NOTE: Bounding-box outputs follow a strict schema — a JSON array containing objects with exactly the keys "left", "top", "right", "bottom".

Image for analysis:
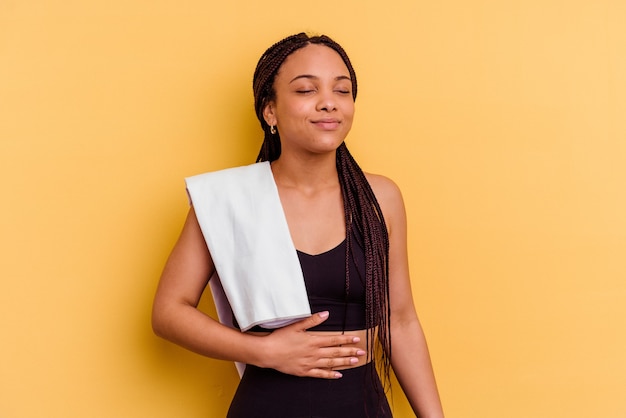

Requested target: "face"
[{"left": 263, "top": 44, "right": 355, "bottom": 157}]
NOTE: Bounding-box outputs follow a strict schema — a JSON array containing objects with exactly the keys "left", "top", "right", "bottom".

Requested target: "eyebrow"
[{"left": 289, "top": 74, "right": 352, "bottom": 84}]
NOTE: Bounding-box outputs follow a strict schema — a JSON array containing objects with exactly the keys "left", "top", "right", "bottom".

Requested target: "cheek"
[
  {"left": 278, "top": 102, "right": 310, "bottom": 123},
  {"left": 343, "top": 103, "right": 355, "bottom": 122}
]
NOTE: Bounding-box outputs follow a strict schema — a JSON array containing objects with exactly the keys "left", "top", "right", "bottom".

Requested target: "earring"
[{"left": 270, "top": 125, "right": 277, "bottom": 135}]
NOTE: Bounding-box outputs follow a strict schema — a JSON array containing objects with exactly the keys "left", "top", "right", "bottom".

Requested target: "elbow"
[
  {"left": 151, "top": 316, "right": 163, "bottom": 339},
  {"left": 151, "top": 301, "right": 169, "bottom": 339},
  {"left": 151, "top": 296, "right": 188, "bottom": 341}
]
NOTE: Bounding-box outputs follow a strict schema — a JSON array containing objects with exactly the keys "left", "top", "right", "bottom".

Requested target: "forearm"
[
  {"left": 152, "top": 302, "right": 365, "bottom": 378},
  {"left": 152, "top": 299, "right": 265, "bottom": 366},
  {"left": 391, "top": 317, "right": 444, "bottom": 418}
]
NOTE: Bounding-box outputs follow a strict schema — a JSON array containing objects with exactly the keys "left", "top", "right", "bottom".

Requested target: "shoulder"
[
  {"left": 364, "top": 172, "right": 407, "bottom": 229},
  {"left": 364, "top": 172, "right": 404, "bottom": 206},
  {"left": 186, "top": 161, "right": 269, "bottom": 184},
  {"left": 186, "top": 162, "right": 272, "bottom": 197}
]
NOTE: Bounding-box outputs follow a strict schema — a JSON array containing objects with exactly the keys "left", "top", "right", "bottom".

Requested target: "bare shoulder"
[
  {"left": 364, "top": 172, "right": 404, "bottom": 207},
  {"left": 364, "top": 172, "right": 406, "bottom": 229}
]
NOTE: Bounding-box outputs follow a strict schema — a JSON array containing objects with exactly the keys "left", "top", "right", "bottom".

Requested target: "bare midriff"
[{"left": 246, "top": 328, "right": 376, "bottom": 370}]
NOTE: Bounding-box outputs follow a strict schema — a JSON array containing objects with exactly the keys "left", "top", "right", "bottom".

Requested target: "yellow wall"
[{"left": 1, "top": 1, "right": 624, "bottom": 417}]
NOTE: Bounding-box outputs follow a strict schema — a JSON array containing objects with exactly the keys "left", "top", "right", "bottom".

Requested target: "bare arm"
[
  {"left": 368, "top": 175, "right": 444, "bottom": 417},
  {"left": 151, "top": 207, "right": 364, "bottom": 378}
]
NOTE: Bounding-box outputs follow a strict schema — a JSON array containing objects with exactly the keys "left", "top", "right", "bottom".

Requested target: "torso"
[
  {"left": 246, "top": 161, "right": 373, "bottom": 369},
  {"left": 297, "top": 233, "right": 366, "bottom": 331}
]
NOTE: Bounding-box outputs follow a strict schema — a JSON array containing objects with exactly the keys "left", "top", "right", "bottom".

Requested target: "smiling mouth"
[{"left": 312, "top": 120, "right": 341, "bottom": 130}]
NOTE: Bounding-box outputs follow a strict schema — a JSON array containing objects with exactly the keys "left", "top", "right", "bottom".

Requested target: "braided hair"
[{"left": 252, "top": 33, "right": 392, "bottom": 397}]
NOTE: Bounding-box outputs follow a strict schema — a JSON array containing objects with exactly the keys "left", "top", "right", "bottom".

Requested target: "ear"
[{"left": 262, "top": 101, "right": 277, "bottom": 127}]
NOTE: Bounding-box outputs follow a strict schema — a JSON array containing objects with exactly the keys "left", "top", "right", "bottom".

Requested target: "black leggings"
[{"left": 227, "top": 362, "right": 392, "bottom": 418}]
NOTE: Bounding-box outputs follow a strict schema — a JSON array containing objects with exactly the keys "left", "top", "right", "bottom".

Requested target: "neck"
[{"left": 270, "top": 151, "right": 338, "bottom": 191}]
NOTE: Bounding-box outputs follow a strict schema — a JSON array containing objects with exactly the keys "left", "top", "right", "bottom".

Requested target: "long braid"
[
  {"left": 336, "top": 143, "right": 391, "bottom": 398},
  {"left": 252, "top": 33, "right": 392, "bottom": 406}
]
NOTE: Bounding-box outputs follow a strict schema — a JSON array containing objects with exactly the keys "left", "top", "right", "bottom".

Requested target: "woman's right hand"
[{"left": 256, "top": 311, "right": 366, "bottom": 379}]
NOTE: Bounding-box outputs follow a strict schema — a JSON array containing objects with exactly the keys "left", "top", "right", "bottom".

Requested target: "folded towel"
[{"left": 185, "top": 162, "right": 311, "bottom": 333}]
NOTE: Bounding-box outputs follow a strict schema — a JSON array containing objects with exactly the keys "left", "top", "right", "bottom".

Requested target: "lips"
[{"left": 311, "top": 119, "right": 341, "bottom": 130}]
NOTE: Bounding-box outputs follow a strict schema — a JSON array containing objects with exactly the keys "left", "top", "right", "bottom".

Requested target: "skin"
[{"left": 152, "top": 43, "right": 444, "bottom": 417}]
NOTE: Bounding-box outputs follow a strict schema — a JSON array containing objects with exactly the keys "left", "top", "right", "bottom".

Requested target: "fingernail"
[
  {"left": 352, "top": 337, "right": 360, "bottom": 343},
  {"left": 334, "top": 372, "right": 343, "bottom": 378},
  {"left": 319, "top": 311, "right": 329, "bottom": 319},
  {"left": 350, "top": 357, "right": 358, "bottom": 364},
  {"left": 356, "top": 350, "right": 366, "bottom": 356}
]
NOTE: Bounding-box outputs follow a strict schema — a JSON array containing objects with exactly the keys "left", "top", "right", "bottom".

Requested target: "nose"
[{"left": 316, "top": 90, "right": 337, "bottom": 112}]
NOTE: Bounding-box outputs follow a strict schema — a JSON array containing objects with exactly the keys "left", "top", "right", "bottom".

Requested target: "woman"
[{"left": 152, "top": 33, "right": 444, "bottom": 417}]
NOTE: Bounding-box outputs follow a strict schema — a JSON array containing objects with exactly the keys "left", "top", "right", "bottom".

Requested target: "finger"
[
  {"left": 323, "top": 346, "right": 364, "bottom": 357},
  {"left": 317, "top": 350, "right": 366, "bottom": 368},
  {"left": 308, "top": 368, "right": 344, "bottom": 380},
  {"left": 291, "top": 311, "right": 329, "bottom": 331},
  {"left": 317, "top": 334, "right": 362, "bottom": 347},
  {"left": 319, "top": 355, "right": 360, "bottom": 369}
]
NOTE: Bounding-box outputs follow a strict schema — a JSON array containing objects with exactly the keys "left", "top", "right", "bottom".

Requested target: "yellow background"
[{"left": 1, "top": 1, "right": 625, "bottom": 417}]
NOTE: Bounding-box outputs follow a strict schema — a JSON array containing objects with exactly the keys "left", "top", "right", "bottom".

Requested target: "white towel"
[{"left": 185, "top": 162, "right": 311, "bottom": 333}]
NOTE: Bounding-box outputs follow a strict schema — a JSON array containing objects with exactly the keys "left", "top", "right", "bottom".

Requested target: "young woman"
[{"left": 152, "top": 33, "right": 444, "bottom": 418}]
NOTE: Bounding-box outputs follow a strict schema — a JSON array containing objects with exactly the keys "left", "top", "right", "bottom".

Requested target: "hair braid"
[
  {"left": 252, "top": 33, "right": 392, "bottom": 406},
  {"left": 336, "top": 143, "right": 391, "bottom": 397}
]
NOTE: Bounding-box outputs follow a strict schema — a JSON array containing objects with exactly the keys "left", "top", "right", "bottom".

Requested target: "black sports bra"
[
  {"left": 297, "top": 236, "right": 367, "bottom": 331},
  {"left": 243, "top": 233, "right": 367, "bottom": 332}
]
